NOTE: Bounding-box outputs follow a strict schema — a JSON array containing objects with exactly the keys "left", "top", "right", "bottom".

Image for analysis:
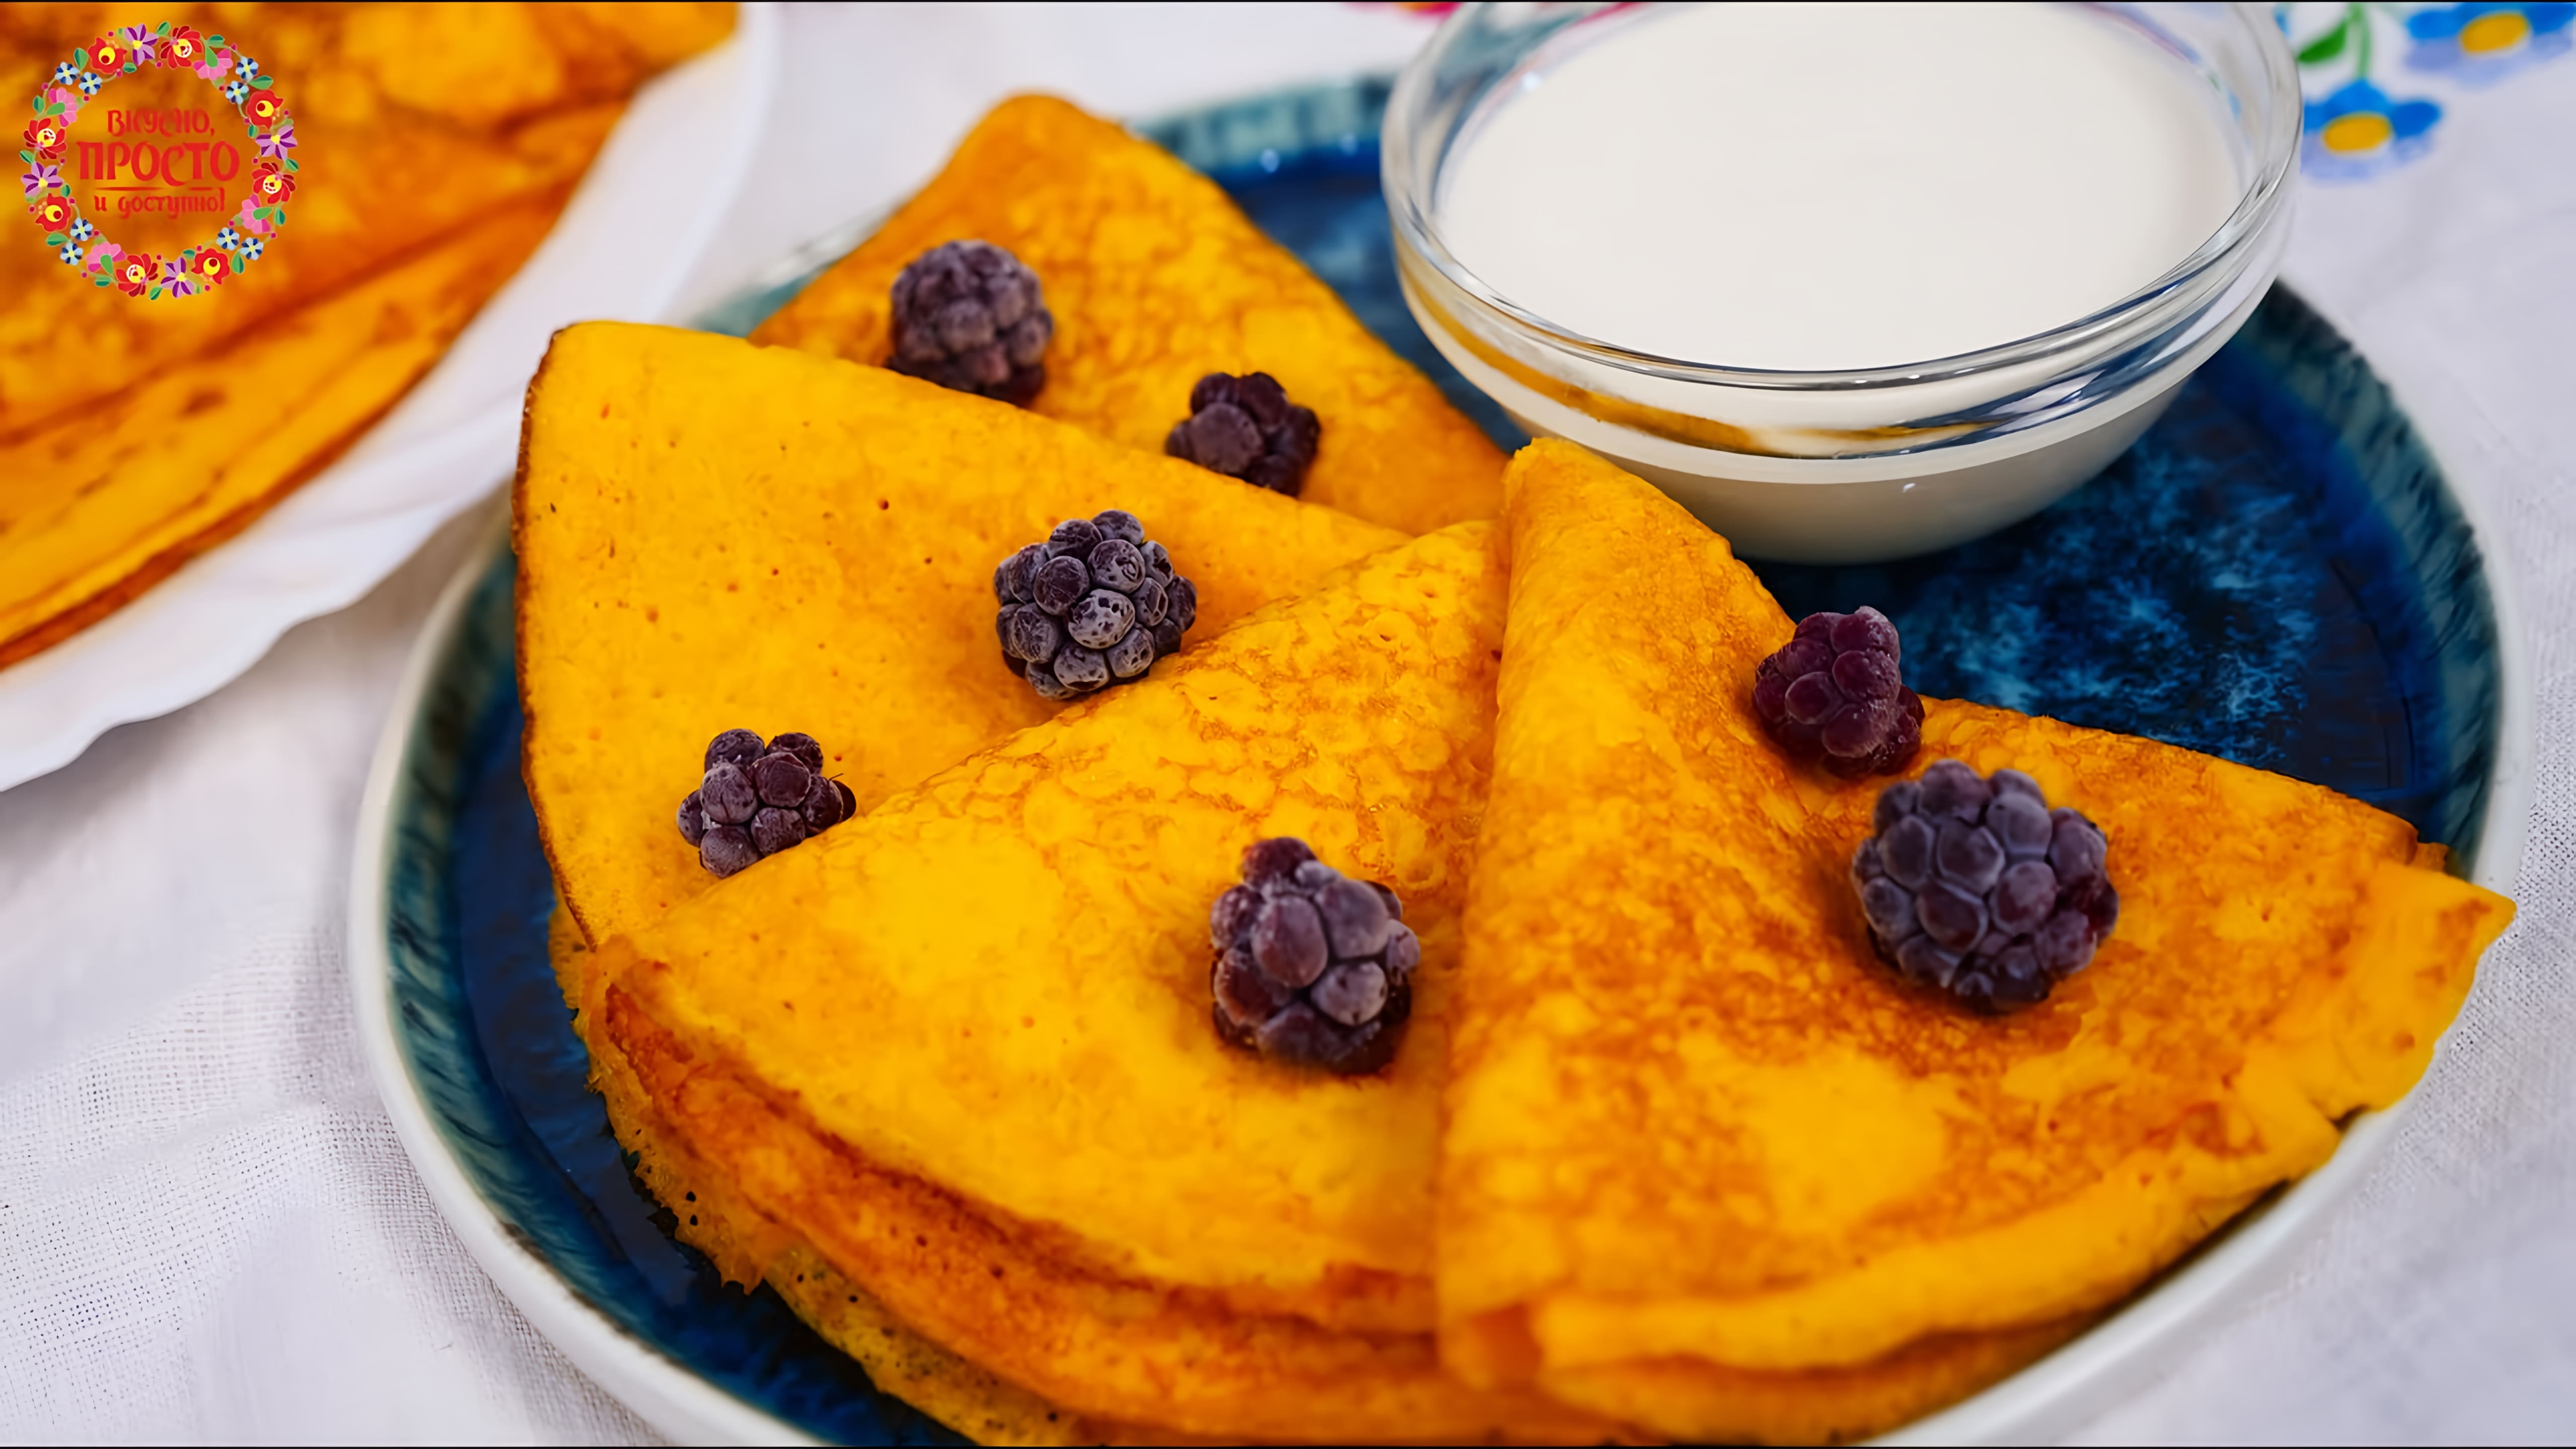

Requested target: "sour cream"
[{"left": 1437, "top": 2, "right": 2244, "bottom": 372}]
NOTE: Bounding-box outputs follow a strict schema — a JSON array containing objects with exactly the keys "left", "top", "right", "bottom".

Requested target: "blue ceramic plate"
[{"left": 351, "top": 77, "right": 2527, "bottom": 1445}]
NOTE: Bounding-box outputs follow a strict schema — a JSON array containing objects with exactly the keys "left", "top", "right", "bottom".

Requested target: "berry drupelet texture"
[
  {"left": 1852, "top": 760, "right": 2120, "bottom": 1013},
  {"left": 993, "top": 509, "right": 1196, "bottom": 699},
  {"left": 1209, "top": 838, "right": 1418, "bottom": 1075},
  {"left": 1752, "top": 607, "right": 1924, "bottom": 777},
  {"left": 887, "top": 240, "right": 1054, "bottom": 406},
  {"left": 677, "top": 729, "right": 857, "bottom": 877},
  {"left": 1166, "top": 372, "right": 1321, "bottom": 496}
]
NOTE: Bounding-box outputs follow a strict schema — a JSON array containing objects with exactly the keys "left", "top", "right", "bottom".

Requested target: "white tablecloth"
[{"left": 4, "top": 5, "right": 2570, "bottom": 1441}]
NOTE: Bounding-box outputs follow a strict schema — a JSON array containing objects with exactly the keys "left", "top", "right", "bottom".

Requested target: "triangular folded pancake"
[
  {"left": 585, "top": 525, "right": 1617, "bottom": 1440},
  {"left": 751, "top": 95, "right": 1504, "bottom": 536},
  {"left": 1439, "top": 441, "right": 2513, "bottom": 1441},
  {"left": 518, "top": 324, "right": 1406, "bottom": 949},
  {"left": 571, "top": 497, "right": 2156, "bottom": 1442}
]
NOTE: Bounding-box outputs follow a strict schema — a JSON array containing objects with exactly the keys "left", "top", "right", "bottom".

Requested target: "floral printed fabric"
[{"left": 2282, "top": 2, "right": 2574, "bottom": 179}]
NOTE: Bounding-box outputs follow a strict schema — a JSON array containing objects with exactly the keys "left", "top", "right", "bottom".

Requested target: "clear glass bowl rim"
[{"left": 1382, "top": 1, "right": 2305, "bottom": 393}]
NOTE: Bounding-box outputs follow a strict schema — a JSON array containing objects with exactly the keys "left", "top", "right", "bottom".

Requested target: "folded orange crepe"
[
  {"left": 1437, "top": 441, "right": 2514, "bottom": 1441},
  {"left": 516, "top": 323, "right": 1407, "bottom": 950},
  {"left": 751, "top": 94, "right": 1505, "bottom": 536},
  {"left": 584, "top": 525, "right": 1629, "bottom": 1442},
  {"left": 571, "top": 491, "right": 2179, "bottom": 1442}
]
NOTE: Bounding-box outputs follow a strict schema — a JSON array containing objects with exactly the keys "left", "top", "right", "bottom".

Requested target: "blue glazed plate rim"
[
  {"left": 349, "top": 501, "right": 818, "bottom": 1446},
  {"left": 351, "top": 77, "right": 2535, "bottom": 1448}
]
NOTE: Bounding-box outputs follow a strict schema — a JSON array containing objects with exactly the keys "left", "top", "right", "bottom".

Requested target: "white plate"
[{"left": 0, "top": 2, "right": 782, "bottom": 795}]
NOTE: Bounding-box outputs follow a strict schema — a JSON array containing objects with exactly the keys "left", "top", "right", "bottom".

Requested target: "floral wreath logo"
[{"left": 19, "top": 21, "right": 297, "bottom": 300}]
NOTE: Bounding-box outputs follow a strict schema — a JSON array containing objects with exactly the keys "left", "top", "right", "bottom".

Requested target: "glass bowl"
[{"left": 1384, "top": 2, "right": 2302, "bottom": 563}]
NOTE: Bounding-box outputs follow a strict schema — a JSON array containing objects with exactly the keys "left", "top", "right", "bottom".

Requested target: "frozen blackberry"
[
  {"left": 1852, "top": 760, "right": 2119, "bottom": 1014},
  {"left": 1752, "top": 607, "right": 1924, "bottom": 777},
  {"left": 993, "top": 510, "right": 1197, "bottom": 699},
  {"left": 768, "top": 732, "right": 825, "bottom": 773},
  {"left": 704, "top": 729, "right": 764, "bottom": 770},
  {"left": 888, "top": 240, "right": 1054, "bottom": 406},
  {"left": 1166, "top": 372, "right": 1321, "bottom": 496},
  {"left": 1209, "top": 839, "right": 1416, "bottom": 1075},
  {"left": 677, "top": 729, "right": 855, "bottom": 877}
]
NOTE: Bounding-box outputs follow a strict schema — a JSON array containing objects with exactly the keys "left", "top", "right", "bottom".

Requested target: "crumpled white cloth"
[{"left": 2, "top": 6, "right": 2571, "bottom": 1443}]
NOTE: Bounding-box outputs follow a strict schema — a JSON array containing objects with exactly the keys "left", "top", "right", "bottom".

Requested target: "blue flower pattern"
[
  {"left": 2282, "top": 2, "right": 2572, "bottom": 179},
  {"left": 2406, "top": 1, "right": 2574, "bottom": 82}
]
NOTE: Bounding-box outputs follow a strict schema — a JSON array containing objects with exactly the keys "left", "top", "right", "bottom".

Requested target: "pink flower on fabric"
[{"left": 235, "top": 198, "right": 273, "bottom": 236}]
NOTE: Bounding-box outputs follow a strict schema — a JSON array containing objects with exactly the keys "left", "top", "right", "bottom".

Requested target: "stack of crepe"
[
  {"left": 0, "top": 3, "right": 735, "bottom": 667},
  {"left": 520, "top": 98, "right": 2513, "bottom": 1443}
]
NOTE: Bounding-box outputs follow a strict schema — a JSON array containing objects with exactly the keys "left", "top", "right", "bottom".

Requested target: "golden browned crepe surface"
[
  {"left": 585, "top": 526, "right": 1633, "bottom": 1440},
  {"left": 563, "top": 447, "right": 2367, "bottom": 1442},
  {"left": 515, "top": 322, "right": 1407, "bottom": 950},
  {"left": 1436, "top": 440, "right": 2513, "bottom": 1441},
  {"left": 751, "top": 94, "right": 1504, "bottom": 537}
]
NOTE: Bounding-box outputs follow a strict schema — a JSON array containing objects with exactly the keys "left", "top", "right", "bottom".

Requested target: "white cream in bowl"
[
  {"left": 1388, "top": 1, "right": 2301, "bottom": 562},
  {"left": 1440, "top": 3, "right": 2239, "bottom": 373}
]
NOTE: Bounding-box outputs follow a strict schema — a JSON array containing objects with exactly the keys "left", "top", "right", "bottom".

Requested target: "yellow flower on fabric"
[
  {"left": 2323, "top": 110, "right": 2395, "bottom": 151},
  {"left": 2302, "top": 79, "right": 2440, "bottom": 177}
]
